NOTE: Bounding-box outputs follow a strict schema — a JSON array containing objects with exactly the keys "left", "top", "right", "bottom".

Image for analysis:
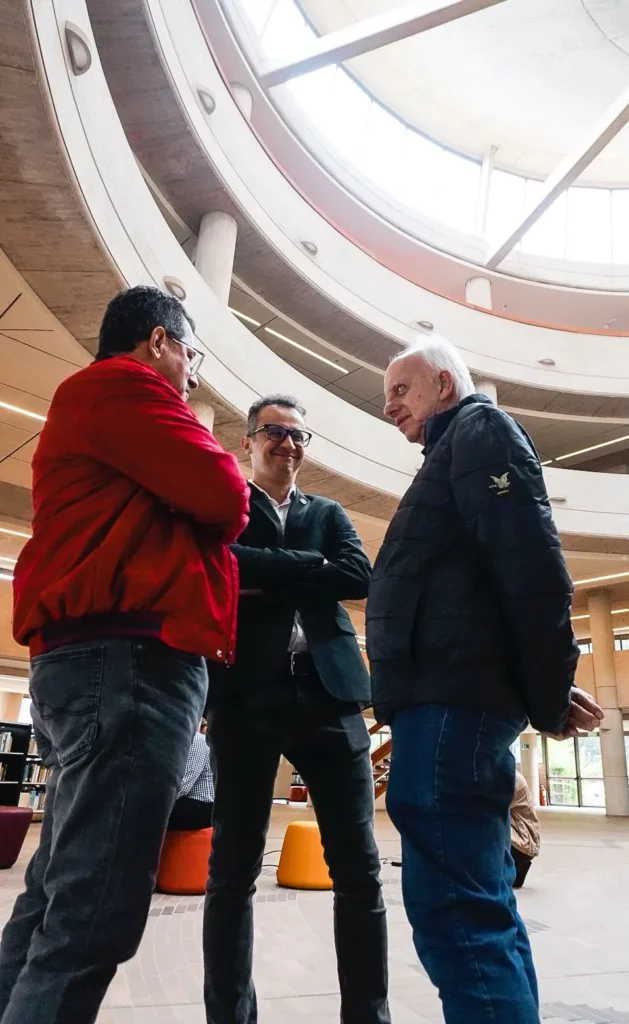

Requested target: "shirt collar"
[{"left": 249, "top": 481, "right": 296, "bottom": 510}]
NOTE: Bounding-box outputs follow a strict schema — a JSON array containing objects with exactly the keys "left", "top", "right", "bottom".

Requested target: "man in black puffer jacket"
[{"left": 367, "top": 338, "right": 603, "bottom": 1024}]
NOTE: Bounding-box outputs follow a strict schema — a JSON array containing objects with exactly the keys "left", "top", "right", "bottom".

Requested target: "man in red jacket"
[{"left": 0, "top": 286, "right": 249, "bottom": 1024}]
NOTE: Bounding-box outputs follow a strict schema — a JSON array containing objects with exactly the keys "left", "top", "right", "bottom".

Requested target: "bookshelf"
[{"left": 0, "top": 723, "right": 49, "bottom": 822}]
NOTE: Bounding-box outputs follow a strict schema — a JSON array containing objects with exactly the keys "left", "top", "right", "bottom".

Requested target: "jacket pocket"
[{"left": 30, "top": 646, "right": 105, "bottom": 768}]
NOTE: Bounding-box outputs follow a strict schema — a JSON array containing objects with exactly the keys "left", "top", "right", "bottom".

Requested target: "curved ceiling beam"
[
  {"left": 259, "top": 0, "right": 508, "bottom": 88},
  {"left": 486, "top": 84, "right": 629, "bottom": 269}
]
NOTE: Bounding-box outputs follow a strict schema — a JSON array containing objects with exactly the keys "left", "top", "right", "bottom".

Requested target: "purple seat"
[{"left": 0, "top": 807, "right": 34, "bottom": 869}]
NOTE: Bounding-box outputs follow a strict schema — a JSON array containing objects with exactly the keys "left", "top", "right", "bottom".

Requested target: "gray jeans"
[{"left": 0, "top": 638, "right": 207, "bottom": 1024}]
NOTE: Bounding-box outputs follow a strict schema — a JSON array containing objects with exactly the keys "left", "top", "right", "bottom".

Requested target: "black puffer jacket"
[{"left": 367, "top": 394, "right": 578, "bottom": 732}]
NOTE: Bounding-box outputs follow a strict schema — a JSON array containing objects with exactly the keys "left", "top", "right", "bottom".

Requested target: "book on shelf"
[
  {"left": 0, "top": 731, "right": 13, "bottom": 754},
  {"left": 18, "top": 790, "right": 47, "bottom": 811},
  {"left": 22, "top": 764, "right": 50, "bottom": 785},
  {"left": 27, "top": 736, "right": 38, "bottom": 756}
]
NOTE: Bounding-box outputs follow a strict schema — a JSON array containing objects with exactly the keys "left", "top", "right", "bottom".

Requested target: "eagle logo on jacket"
[{"left": 489, "top": 472, "right": 510, "bottom": 495}]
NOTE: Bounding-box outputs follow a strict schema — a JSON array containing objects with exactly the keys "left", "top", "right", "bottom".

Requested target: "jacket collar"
[{"left": 424, "top": 393, "right": 493, "bottom": 453}]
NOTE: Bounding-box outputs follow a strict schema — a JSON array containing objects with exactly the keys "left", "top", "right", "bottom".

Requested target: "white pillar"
[
  {"left": 195, "top": 212, "right": 237, "bottom": 306},
  {"left": 465, "top": 276, "right": 493, "bottom": 310},
  {"left": 188, "top": 399, "right": 215, "bottom": 433},
  {"left": 231, "top": 82, "right": 253, "bottom": 119},
  {"left": 588, "top": 589, "right": 629, "bottom": 816},
  {"left": 476, "top": 380, "right": 498, "bottom": 405},
  {"left": 519, "top": 729, "right": 540, "bottom": 806}
]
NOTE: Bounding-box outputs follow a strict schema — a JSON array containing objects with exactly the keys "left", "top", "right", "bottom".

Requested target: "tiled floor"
[{"left": 1, "top": 806, "right": 629, "bottom": 1022}]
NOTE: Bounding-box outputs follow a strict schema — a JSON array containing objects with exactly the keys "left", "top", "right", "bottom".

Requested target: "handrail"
[{"left": 371, "top": 738, "right": 392, "bottom": 765}]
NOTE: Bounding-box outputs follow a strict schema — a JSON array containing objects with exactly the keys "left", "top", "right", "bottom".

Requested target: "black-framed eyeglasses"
[
  {"left": 248, "top": 424, "right": 312, "bottom": 447},
  {"left": 167, "top": 335, "right": 205, "bottom": 377}
]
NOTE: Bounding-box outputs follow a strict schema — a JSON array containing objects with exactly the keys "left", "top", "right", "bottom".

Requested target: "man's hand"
[{"left": 548, "top": 687, "right": 604, "bottom": 739}]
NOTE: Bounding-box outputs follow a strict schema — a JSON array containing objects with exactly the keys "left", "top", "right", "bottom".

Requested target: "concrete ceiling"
[{"left": 299, "top": 0, "right": 629, "bottom": 183}]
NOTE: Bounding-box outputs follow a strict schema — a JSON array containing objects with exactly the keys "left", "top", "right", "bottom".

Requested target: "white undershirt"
[{"left": 250, "top": 482, "right": 308, "bottom": 653}]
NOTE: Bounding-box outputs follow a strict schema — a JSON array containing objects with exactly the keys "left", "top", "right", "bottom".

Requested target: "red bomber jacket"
[{"left": 13, "top": 355, "right": 249, "bottom": 662}]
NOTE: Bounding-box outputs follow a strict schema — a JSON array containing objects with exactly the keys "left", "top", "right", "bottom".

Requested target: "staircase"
[{"left": 369, "top": 722, "right": 391, "bottom": 800}]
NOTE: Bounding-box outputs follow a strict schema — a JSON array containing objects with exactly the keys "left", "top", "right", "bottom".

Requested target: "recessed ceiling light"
[
  {"left": 549, "top": 496, "right": 567, "bottom": 503},
  {"left": 65, "top": 22, "right": 92, "bottom": 76},
  {"left": 300, "top": 240, "right": 318, "bottom": 256},
  {"left": 197, "top": 88, "right": 216, "bottom": 115},
  {"left": 229, "top": 307, "right": 261, "bottom": 328},
  {"left": 0, "top": 401, "right": 45, "bottom": 423},
  {"left": 416, "top": 321, "right": 434, "bottom": 332},
  {"left": 574, "top": 570, "right": 629, "bottom": 586},
  {"left": 538, "top": 358, "right": 556, "bottom": 366},
  {"left": 263, "top": 327, "right": 349, "bottom": 374},
  {"left": 0, "top": 527, "right": 30, "bottom": 539},
  {"left": 556, "top": 432, "right": 629, "bottom": 462},
  {"left": 163, "top": 277, "right": 187, "bottom": 301}
]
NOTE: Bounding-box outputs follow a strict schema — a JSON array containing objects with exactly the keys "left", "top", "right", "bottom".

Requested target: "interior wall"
[
  {"left": 0, "top": 582, "right": 24, "bottom": 661},
  {"left": 576, "top": 651, "right": 629, "bottom": 708}
]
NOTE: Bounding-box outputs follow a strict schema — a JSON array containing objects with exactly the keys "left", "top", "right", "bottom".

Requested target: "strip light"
[
  {"left": 0, "top": 401, "right": 45, "bottom": 423},
  {"left": 264, "top": 327, "right": 349, "bottom": 375},
  {"left": 574, "top": 571, "right": 629, "bottom": 586},
  {"left": 0, "top": 572, "right": 14, "bottom": 582},
  {"left": 229, "top": 307, "right": 261, "bottom": 328},
  {"left": 572, "top": 607, "right": 629, "bottom": 622},
  {"left": 555, "top": 432, "right": 629, "bottom": 463},
  {"left": 0, "top": 527, "right": 30, "bottom": 539}
]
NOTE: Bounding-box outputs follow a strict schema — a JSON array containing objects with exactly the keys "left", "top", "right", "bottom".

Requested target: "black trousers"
[
  {"left": 168, "top": 796, "right": 214, "bottom": 832},
  {"left": 204, "top": 665, "right": 390, "bottom": 1024},
  {"left": 511, "top": 847, "right": 533, "bottom": 889}
]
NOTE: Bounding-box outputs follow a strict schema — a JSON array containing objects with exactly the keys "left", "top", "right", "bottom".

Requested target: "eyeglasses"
[
  {"left": 167, "top": 335, "right": 205, "bottom": 377},
  {"left": 248, "top": 424, "right": 312, "bottom": 447}
]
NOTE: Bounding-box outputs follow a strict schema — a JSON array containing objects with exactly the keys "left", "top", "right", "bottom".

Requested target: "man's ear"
[
  {"left": 240, "top": 434, "right": 251, "bottom": 457},
  {"left": 439, "top": 371, "right": 455, "bottom": 400},
  {"left": 147, "top": 326, "right": 167, "bottom": 360}
]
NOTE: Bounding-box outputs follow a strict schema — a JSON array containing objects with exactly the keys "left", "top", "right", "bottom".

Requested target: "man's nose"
[
  {"left": 383, "top": 398, "right": 397, "bottom": 420},
  {"left": 188, "top": 374, "right": 200, "bottom": 391}
]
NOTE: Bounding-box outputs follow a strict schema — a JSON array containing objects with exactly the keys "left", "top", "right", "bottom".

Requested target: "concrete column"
[
  {"left": 195, "top": 212, "right": 237, "bottom": 306},
  {"left": 465, "top": 276, "right": 493, "bottom": 309},
  {"left": 519, "top": 728, "right": 540, "bottom": 806},
  {"left": 476, "top": 380, "right": 498, "bottom": 405},
  {"left": 231, "top": 82, "right": 253, "bottom": 119},
  {"left": 0, "top": 692, "right": 24, "bottom": 722},
  {"left": 188, "top": 399, "right": 215, "bottom": 433},
  {"left": 588, "top": 589, "right": 629, "bottom": 816}
]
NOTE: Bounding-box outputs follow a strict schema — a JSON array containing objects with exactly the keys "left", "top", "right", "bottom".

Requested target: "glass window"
[
  {"left": 522, "top": 191, "right": 567, "bottom": 259},
  {"left": 315, "top": 71, "right": 371, "bottom": 167},
  {"left": 436, "top": 150, "right": 480, "bottom": 234},
  {"left": 611, "top": 190, "right": 629, "bottom": 264},
  {"left": 486, "top": 170, "right": 526, "bottom": 248},
  {"left": 578, "top": 642, "right": 592, "bottom": 655},
  {"left": 358, "top": 101, "right": 407, "bottom": 195},
  {"left": 566, "top": 187, "right": 612, "bottom": 264},
  {"left": 18, "top": 697, "right": 31, "bottom": 725},
  {"left": 238, "top": 0, "right": 277, "bottom": 34},
  {"left": 261, "top": 0, "right": 312, "bottom": 59},
  {"left": 288, "top": 65, "right": 340, "bottom": 140},
  {"left": 546, "top": 736, "right": 578, "bottom": 806},
  {"left": 397, "top": 130, "right": 445, "bottom": 216}
]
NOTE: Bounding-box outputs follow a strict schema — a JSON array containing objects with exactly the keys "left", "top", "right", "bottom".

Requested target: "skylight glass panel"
[
  {"left": 521, "top": 191, "right": 567, "bottom": 259},
  {"left": 485, "top": 170, "right": 526, "bottom": 248},
  {"left": 261, "top": 0, "right": 312, "bottom": 59},
  {"left": 611, "top": 190, "right": 629, "bottom": 264},
  {"left": 566, "top": 187, "right": 612, "bottom": 264}
]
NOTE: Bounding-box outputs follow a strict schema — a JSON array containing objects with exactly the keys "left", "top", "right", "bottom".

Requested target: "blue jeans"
[
  {"left": 386, "top": 705, "right": 538, "bottom": 1024},
  {"left": 0, "top": 638, "right": 207, "bottom": 1024}
]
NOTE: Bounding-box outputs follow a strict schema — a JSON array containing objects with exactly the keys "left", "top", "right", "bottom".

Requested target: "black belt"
[{"left": 285, "top": 651, "right": 316, "bottom": 677}]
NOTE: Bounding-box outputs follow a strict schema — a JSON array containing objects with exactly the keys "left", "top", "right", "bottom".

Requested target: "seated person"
[
  {"left": 510, "top": 771, "right": 541, "bottom": 888},
  {"left": 168, "top": 724, "right": 214, "bottom": 831}
]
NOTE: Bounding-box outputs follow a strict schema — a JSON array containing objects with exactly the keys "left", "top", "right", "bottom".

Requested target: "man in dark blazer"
[{"left": 203, "top": 395, "right": 390, "bottom": 1024}]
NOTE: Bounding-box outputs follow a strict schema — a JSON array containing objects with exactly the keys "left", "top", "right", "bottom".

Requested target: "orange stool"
[
  {"left": 156, "top": 827, "right": 213, "bottom": 895},
  {"left": 277, "top": 821, "right": 332, "bottom": 891}
]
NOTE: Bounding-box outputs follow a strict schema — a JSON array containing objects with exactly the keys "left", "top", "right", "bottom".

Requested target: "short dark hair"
[
  {"left": 246, "top": 394, "right": 306, "bottom": 436},
  {"left": 96, "top": 285, "right": 195, "bottom": 361}
]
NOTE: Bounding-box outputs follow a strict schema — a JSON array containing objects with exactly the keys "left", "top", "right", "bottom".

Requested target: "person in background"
[
  {"left": 510, "top": 772, "right": 541, "bottom": 889},
  {"left": 0, "top": 286, "right": 249, "bottom": 1024},
  {"left": 168, "top": 725, "right": 215, "bottom": 831},
  {"left": 204, "top": 394, "right": 390, "bottom": 1024},
  {"left": 367, "top": 337, "right": 604, "bottom": 1024}
]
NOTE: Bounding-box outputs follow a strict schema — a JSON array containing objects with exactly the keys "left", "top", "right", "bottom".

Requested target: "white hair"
[{"left": 390, "top": 335, "right": 475, "bottom": 403}]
